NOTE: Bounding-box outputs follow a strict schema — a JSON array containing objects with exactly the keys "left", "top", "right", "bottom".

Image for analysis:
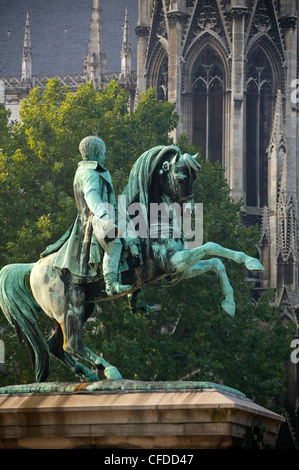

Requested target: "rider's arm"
[{"left": 82, "top": 170, "right": 113, "bottom": 220}]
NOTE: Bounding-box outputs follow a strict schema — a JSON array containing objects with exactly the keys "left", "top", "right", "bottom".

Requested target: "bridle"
[{"left": 159, "top": 150, "right": 201, "bottom": 204}]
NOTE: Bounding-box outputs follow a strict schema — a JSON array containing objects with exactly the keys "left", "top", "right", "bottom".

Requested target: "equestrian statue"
[{"left": 0, "top": 136, "right": 264, "bottom": 383}]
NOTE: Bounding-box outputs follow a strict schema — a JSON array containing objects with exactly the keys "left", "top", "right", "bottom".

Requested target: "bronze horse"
[{"left": 0, "top": 145, "right": 263, "bottom": 382}]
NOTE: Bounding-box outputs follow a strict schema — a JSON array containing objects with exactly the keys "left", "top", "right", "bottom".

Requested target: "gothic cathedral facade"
[
  {"left": 136, "top": 0, "right": 299, "bottom": 318},
  {"left": 136, "top": 0, "right": 299, "bottom": 431}
]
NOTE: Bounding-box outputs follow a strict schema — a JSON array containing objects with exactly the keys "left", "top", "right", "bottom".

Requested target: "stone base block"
[{"left": 0, "top": 380, "right": 284, "bottom": 449}]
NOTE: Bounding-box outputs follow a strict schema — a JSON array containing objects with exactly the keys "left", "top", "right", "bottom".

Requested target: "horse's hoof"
[
  {"left": 245, "top": 258, "right": 264, "bottom": 272},
  {"left": 104, "top": 366, "right": 122, "bottom": 379},
  {"left": 222, "top": 298, "right": 235, "bottom": 317},
  {"left": 86, "top": 371, "right": 100, "bottom": 382}
]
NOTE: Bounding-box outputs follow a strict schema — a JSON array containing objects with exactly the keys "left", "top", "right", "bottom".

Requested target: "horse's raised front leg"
[
  {"left": 181, "top": 258, "right": 235, "bottom": 316},
  {"left": 62, "top": 284, "right": 122, "bottom": 380},
  {"left": 170, "top": 241, "right": 264, "bottom": 273}
]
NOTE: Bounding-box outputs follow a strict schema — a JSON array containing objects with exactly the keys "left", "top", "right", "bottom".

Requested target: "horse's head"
[
  {"left": 158, "top": 148, "right": 201, "bottom": 208},
  {"left": 123, "top": 144, "right": 201, "bottom": 214}
]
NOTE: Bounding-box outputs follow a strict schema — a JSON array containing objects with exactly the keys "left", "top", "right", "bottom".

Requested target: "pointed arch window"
[
  {"left": 245, "top": 47, "right": 275, "bottom": 208},
  {"left": 157, "top": 54, "right": 168, "bottom": 101},
  {"left": 191, "top": 45, "right": 225, "bottom": 163}
]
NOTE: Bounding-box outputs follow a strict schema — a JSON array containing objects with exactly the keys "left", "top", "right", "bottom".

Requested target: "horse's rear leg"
[
  {"left": 48, "top": 323, "right": 99, "bottom": 382},
  {"left": 62, "top": 284, "right": 122, "bottom": 380}
]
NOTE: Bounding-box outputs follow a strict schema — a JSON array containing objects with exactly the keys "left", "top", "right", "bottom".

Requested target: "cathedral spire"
[
  {"left": 119, "top": 6, "right": 132, "bottom": 84},
  {"left": 269, "top": 90, "right": 283, "bottom": 148},
  {"left": 84, "top": 0, "right": 106, "bottom": 88},
  {"left": 274, "top": 91, "right": 298, "bottom": 301},
  {"left": 267, "top": 90, "right": 286, "bottom": 211},
  {"left": 21, "top": 12, "right": 32, "bottom": 84}
]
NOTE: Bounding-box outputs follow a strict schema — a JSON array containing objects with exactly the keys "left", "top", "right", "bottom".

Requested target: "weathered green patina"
[
  {"left": 0, "top": 137, "right": 264, "bottom": 384},
  {"left": 0, "top": 379, "right": 246, "bottom": 398},
  {"left": 41, "top": 136, "right": 137, "bottom": 295}
]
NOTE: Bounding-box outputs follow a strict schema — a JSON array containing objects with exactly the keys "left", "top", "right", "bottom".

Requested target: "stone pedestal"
[{"left": 0, "top": 380, "right": 284, "bottom": 449}]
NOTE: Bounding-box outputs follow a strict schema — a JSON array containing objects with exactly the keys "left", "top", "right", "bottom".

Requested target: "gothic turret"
[
  {"left": 276, "top": 138, "right": 298, "bottom": 310},
  {"left": 84, "top": 0, "right": 106, "bottom": 88},
  {"left": 21, "top": 12, "right": 32, "bottom": 84},
  {"left": 119, "top": 6, "right": 132, "bottom": 85},
  {"left": 260, "top": 90, "right": 299, "bottom": 311}
]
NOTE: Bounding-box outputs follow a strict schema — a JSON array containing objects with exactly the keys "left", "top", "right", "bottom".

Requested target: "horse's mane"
[{"left": 122, "top": 145, "right": 181, "bottom": 208}]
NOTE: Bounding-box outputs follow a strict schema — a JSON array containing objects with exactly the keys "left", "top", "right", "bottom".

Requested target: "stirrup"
[{"left": 128, "top": 291, "right": 158, "bottom": 314}]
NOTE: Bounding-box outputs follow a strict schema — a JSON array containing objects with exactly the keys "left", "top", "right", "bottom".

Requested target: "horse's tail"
[{"left": 0, "top": 263, "right": 50, "bottom": 382}]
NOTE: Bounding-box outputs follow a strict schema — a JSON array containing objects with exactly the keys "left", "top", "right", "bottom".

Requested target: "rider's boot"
[
  {"left": 103, "top": 239, "right": 132, "bottom": 296},
  {"left": 128, "top": 289, "right": 158, "bottom": 314}
]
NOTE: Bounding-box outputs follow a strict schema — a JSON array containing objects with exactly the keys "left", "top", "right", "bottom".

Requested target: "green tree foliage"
[
  {"left": 0, "top": 80, "right": 178, "bottom": 266},
  {"left": 0, "top": 81, "right": 293, "bottom": 411}
]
